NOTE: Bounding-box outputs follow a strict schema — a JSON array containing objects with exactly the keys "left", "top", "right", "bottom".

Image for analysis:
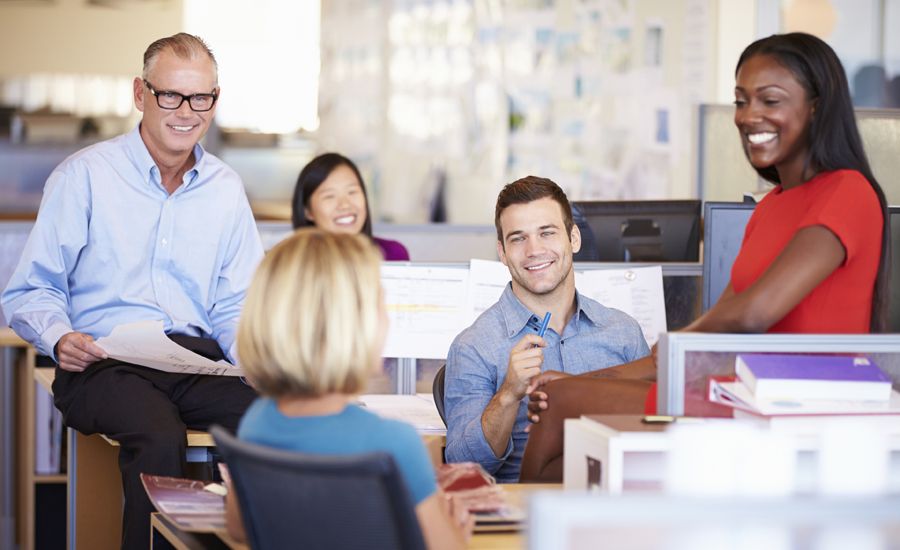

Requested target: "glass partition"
[{"left": 657, "top": 333, "right": 900, "bottom": 416}]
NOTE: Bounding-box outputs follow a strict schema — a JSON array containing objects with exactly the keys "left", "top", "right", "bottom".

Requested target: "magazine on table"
[
  {"left": 140, "top": 473, "right": 227, "bottom": 533},
  {"left": 437, "top": 462, "right": 525, "bottom": 531}
]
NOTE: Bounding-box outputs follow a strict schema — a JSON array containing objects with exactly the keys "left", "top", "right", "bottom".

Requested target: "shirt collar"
[
  {"left": 124, "top": 124, "right": 157, "bottom": 182},
  {"left": 573, "top": 289, "right": 608, "bottom": 328},
  {"left": 125, "top": 124, "right": 207, "bottom": 189},
  {"left": 497, "top": 283, "right": 604, "bottom": 338}
]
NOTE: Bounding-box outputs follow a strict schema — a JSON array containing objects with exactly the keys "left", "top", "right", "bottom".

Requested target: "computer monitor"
[
  {"left": 701, "top": 202, "right": 755, "bottom": 311},
  {"left": 703, "top": 203, "right": 897, "bottom": 323},
  {"left": 572, "top": 200, "right": 701, "bottom": 262},
  {"left": 889, "top": 206, "right": 900, "bottom": 332}
]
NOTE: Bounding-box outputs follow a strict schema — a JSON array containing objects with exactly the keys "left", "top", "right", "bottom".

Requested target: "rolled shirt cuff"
[
  {"left": 463, "top": 415, "right": 514, "bottom": 474},
  {"left": 41, "top": 322, "right": 73, "bottom": 363}
]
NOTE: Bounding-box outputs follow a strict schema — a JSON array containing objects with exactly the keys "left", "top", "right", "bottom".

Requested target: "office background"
[
  {"left": 2, "top": 0, "right": 900, "bottom": 224},
  {"left": 2, "top": 3, "right": 900, "bottom": 549}
]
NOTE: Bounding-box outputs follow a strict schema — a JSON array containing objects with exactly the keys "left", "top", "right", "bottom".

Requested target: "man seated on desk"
[
  {"left": 443, "top": 176, "right": 649, "bottom": 481},
  {"left": 0, "top": 33, "right": 262, "bottom": 549}
]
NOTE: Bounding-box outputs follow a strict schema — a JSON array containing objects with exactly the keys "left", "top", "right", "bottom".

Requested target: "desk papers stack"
[
  {"left": 141, "top": 474, "right": 226, "bottom": 533},
  {"left": 357, "top": 394, "right": 446, "bottom": 435}
]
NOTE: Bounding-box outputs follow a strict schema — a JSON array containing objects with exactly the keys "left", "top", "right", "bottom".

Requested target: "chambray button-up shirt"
[
  {"left": 1, "top": 125, "right": 264, "bottom": 363},
  {"left": 444, "top": 284, "right": 650, "bottom": 482}
]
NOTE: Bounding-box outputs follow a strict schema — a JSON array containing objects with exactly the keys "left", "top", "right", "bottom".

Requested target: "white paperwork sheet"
[
  {"left": 466, "top": 259, "right": 511, "bottom": 324},
  {"left": 576, "top": 266, "right": 667, "bottom": 347},
  {"left": 382, "top": 265, "right": 470, "bottom": 359},
  {"left": 96, "top": 320, "right": 244, "bottom": 377},
  {"left": 358, "top": 394, "right": 446, "bottom": 435}
]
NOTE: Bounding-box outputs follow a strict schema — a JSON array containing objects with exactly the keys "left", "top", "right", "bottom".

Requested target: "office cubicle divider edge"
[{"left": 657, "top": 332, "right": 900, "bottom": 416}]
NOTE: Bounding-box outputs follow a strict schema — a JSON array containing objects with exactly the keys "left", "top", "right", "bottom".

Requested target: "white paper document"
[
  {"left": 96, "top": 320, "right": 243, "bottom": 376},
  {"left": 381, "top": 265, "right": 471, "bottom": 359},
  {"left": 466, "top": 259, "right": 511, "bottom": 324},
  {"left": 575, "top": 266, "right": 667, "bottom": 346},
  {"left": 358, "top": 393, "right": 446, "bottom": 435}
]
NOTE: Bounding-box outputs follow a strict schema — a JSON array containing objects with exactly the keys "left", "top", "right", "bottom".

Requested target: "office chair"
[
  {"left": 432, "top": 364, "right": 447, "bottom": 426},
  {"left": 519, "top": 373, "right": 653, "bottom": 483},
  {"left": 210, "top": 426, "right": 426, "bottom": 550}
]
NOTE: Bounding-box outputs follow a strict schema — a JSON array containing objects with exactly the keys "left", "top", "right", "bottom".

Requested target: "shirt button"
[{"left": 161, "top": 238, "right": 168, "bottom": 246}]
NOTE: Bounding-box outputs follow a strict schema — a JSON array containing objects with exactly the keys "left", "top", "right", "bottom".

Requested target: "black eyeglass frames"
[{"left": 143, "top": 79, "right": 218, "bottom": 112}]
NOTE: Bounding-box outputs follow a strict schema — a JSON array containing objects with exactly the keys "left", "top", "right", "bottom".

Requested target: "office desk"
[
  {"left": 1, "top": 327, "right": 41, "bottom": 550},
  {"left": 31, "top": 366, "right": 216, "bottom": 549},
  {"left": 150, "top": 483, "right": 560, "bottom": 550}
]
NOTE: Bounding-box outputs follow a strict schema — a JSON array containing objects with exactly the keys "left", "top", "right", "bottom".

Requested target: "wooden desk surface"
[
  {"left": 32, "top": 365, "right": 215, "bottom": 447},
  {"left": 101, "top": 430, "right": 214, "bottom": 447},
  {"left": 0, "top": 327, "right": 27, "bottom": 347},
  {"left": 151, "top": 483, "right": 560, "bottom": 550},
  {"left": 34, "top": 367, "right": 54, "bottom": 393}
]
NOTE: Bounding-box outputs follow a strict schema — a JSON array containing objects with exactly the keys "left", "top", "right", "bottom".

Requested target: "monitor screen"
[
  {"left": 703, "top": 203, "right": 896, "bottom": 322},
  {"left": 889, "top": 207, "right": 900, "bottom": 332},
  {"left": 701, "top": 202, "right": 755, "bottom": 311},
  {"left": 572, "top": 200, "right": 701, "bottom": 262}
]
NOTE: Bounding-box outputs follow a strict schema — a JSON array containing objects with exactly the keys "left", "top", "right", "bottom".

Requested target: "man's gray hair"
[{"left": 142, "top": 33, "right": 218, "bottom": 82}]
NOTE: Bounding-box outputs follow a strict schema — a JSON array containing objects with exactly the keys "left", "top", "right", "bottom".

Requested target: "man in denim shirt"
[{"left": 444, "top": 176, "right": 649, "bottom": 481}]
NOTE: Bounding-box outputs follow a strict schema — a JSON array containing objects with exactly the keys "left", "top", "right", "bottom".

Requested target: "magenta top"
[{"left": 373, "top": 236, "right": 410, "bottom": 261}]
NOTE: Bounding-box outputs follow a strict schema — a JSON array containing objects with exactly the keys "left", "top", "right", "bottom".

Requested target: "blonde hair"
[
  {"left": 143, "top": 32, "right": 218, "bottom": 82},
  {"left": 238, "top": 230, "right": 383, "bottom": 398}
]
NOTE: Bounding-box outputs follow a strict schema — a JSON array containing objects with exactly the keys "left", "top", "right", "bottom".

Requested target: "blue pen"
[{"left": 537, "top": 312, "right": 551, "bottom": 338}]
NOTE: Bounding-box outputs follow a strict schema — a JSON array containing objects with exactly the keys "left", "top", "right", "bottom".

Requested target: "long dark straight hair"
[
  {"left": 736, "top": 32, "right": 890, "bottom": 332},
  {"left": 291, "top": 152, "right": 374, "bottom": 238}
]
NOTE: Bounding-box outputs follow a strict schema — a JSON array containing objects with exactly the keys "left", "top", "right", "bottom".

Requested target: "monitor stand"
[{"left": 621, "top": 219, "right": 664, "bottom": 262}]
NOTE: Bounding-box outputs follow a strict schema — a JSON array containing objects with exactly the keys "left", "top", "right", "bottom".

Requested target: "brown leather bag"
[{"left": 519, "top": 363, "right": 654, "bottom": 483}]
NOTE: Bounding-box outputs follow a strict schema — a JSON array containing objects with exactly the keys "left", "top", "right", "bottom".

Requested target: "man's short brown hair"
[{"left": 494, "top": 176, "right": 574, "bottom": 244}]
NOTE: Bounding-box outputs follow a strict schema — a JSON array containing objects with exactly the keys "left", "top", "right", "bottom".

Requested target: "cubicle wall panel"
[
  {"left": 677, "top": 348, "right": 900, "bottom": 418},
  {"left": 659, "top": 333, "right": 900, "bottom": 417}
]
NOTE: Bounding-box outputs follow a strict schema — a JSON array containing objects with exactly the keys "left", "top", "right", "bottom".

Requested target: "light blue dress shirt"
[
  {"left": 1, "top": 125, "right": 264, "bottom": 363},
  {"left": 444, "top": 284, "right": 650, "bottom": 482}
]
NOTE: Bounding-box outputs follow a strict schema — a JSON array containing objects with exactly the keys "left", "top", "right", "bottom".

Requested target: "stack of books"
[{"left": 708, "top": 354, "right": 899, "bottom": 416}]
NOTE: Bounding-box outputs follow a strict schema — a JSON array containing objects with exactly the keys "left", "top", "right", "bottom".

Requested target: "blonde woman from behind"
[{"left": 225, "top": 229, "right": 470, "bottom": 548}]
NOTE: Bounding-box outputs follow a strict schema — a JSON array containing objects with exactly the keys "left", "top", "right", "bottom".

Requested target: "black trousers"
[{"left": 52, "top": 335, "right": 257, "bottom": 550}]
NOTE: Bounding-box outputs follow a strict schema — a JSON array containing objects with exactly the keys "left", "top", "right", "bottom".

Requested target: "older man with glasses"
[{"left": 1, "top": 33, "right": 262, "bottom": 549}]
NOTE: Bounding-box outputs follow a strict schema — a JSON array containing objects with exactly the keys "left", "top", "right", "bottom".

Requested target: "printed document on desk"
[
  {"left": 358, "top": 394, "right": 446, "bottom": 435},
  {"left": 466, "top": 259, "right": 511, "bottom": 323},
  {"left": 382, "top": 265, "right": 470, "bottom": 359},
  {"left": 96, "top": 320, "right": 244, "bottom": 376},
  {"left": 576, "top": 266, "right": 667, "bottom": 346}
]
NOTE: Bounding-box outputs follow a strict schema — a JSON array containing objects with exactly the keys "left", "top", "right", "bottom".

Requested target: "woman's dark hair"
[
  {"left": 735, "top": 32, "right": 890, "bottom": 332},
  {"left": 291, "top": 152, "right": 373, "bottom": 237}
]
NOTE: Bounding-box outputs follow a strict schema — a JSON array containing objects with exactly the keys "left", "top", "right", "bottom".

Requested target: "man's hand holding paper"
[{"left": 95, "top": 320, "right": 245, "bottom": 377}]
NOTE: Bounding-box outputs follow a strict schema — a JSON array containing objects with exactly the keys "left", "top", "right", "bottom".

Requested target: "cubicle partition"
[
  {"left": 257, "top": 220, "right": 499, "bottom": 262},
  {"left": 0, "top": 221, "right": 33, "bottom": 550},
  {"left": 528, "top": 492, "right": 900, "bottom": 550},
  {"left": 701, "top": 202, "right": 755, "bottom": 311},
  {"left": 656, "top": 332, "right": 900, "bottom": 417},
  {"left": 387, "top": 262, "right": 702, "bottom": 396}
]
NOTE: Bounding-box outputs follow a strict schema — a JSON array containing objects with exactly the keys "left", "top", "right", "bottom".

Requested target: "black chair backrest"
[
  {"left": 432, "top": 364, "right": 447, "bottom": 426},
  {"left": 210, "top": 426, "right": 426, "bottom": 550}
]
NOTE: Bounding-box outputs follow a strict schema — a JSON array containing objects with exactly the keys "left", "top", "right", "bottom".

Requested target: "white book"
[{"left": 34, "top": 382, "right": 53, "bottom": 474}]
